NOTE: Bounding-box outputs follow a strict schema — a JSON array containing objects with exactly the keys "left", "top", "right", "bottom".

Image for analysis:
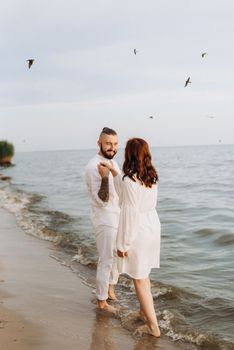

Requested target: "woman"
[{"left": 100, "top": 138, "right": 161, "bottom": 337}]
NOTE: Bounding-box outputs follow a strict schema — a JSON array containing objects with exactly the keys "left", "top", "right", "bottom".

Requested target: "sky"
[{"left": 0, "top": 0, "right": 233, "bottom": 151}]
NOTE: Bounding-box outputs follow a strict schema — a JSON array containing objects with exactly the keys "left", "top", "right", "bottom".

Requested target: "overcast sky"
[{"left": 0, "top": 0, "right": 233, "bottom": 151}]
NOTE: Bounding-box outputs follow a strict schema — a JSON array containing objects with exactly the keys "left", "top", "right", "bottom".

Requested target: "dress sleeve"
[
  {"left": 116, "top": 179, "right": 139, "bottom": 252},
  {"left": 113, "top": 173, "right": 123, "bottom": 198}
]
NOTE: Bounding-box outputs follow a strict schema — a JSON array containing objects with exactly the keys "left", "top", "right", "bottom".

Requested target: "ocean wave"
[
  {"left": 0, "top": 186, "right": 41, "bottom": 214},
  {"left": 193, "top": 228, "right": 219, "bottom": 237},
  {"left": 118, "top": 307, "right": 234, "bottom": 349},
  {"left": 214, "top": 234, "right": 234, "bottom": 246},
  {"left": 151, "top": 280, "right": 200, "bottom": 302},
  {"left": 193, "top": 228, "right": 234, "bottom": 247},
  {"left": 158, "top": 308, "right": 234, "bottom": 349},
  {"left": 0, "top": 185, "right": 98, "bottom": 266}
]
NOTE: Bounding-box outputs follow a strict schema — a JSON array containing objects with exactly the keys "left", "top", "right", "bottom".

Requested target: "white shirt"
[{"left": 85, "top": 154, "right": 120, "bottom": 229}]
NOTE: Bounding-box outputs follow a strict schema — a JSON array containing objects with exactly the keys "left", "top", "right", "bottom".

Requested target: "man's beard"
[{"left": 100, "top": 145, "right": 117, "bottom": 159}]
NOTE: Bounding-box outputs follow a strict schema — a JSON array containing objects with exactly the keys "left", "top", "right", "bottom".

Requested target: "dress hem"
[{"left": 119, "top": 266, "right": 160, "bottom": 279}]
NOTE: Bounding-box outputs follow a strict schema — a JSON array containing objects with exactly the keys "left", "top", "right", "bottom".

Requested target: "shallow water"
[{"left": 1, "top": 144, "right": 234, "bottom": 349}]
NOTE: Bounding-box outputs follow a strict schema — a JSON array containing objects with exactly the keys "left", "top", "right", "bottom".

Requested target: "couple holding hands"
[{"left": 85, "top": 127, "right": 161, "bottom": 337}]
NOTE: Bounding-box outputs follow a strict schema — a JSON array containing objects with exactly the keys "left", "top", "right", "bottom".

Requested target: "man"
[{"left": 85, "top": 127, "right": 120, "bottom": 312}]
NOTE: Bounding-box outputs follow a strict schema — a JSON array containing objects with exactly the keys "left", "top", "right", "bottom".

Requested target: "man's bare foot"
[
  {"left": 97, "top": 300, "right": 117, "bottom": 314},
  {"left": 108, "top": 284, "right": 117, "bottom": 301},
  {"left": 107, "top": 293, "right": 117, "bottom": 301}
]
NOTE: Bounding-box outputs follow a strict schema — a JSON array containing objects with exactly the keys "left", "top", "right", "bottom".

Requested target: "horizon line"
[{"left": 13, "top": 142, "right": 234, "bottom": 154}]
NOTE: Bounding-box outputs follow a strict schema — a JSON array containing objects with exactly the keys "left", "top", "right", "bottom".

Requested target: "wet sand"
[{"left": 0, "top": 208, "right": 181, "bottom": 350}]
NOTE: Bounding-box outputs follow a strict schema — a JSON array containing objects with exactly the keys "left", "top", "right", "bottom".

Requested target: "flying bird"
[
  {"left": 133, "top": 49, "right": 138, "bottom": 55},
  {"left": 26, "top": 59, "right": 35, "bottom": 69},
  {"left": 201, "top": 52, "right": 207, "bottom": 58},
  {"left": 206, "top": 115, "right": 216, "bottom": 119},
  {"left": 148, "top": 116, "right": 154, "bottom": 119},
  {"left": 184, "top": 77, "right": 191, "bottom": 87}
]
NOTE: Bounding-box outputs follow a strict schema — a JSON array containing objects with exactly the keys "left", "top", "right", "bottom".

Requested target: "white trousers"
[{"left": 95, "top": 225, "right": 119, "bottom": 300}]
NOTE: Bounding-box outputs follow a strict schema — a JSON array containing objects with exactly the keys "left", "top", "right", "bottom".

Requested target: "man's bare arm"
[{"left": 98, "top": 177, "right": 109, "bottom": 202}]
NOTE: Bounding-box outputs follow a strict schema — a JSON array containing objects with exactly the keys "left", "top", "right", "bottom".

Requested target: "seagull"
[
  {"left": 206, "top": 115, "right": 216, "bottom": 119},
  {"left": 133, "top": 49, "right": 138, "bottom": 55},
  {"left": 26, "top": 59, "right": 35, "bottom": 69},
  {"left": 184, "top": 77, "right": 191, "bottom": 87},
  {"left": 148, "top": 116, "right": 154, "bottom": 119},
  {"left": 201, "top": 52, "right": 207, "bottom": 58}
]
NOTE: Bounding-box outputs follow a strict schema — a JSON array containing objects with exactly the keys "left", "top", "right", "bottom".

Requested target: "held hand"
[
  {"left": 117, "top": 249, "right": 128, "bottom": 258},
  {"left": 98, "top": 164, "right": 110, "bottom": 178},
  {"left": 100, "top": 161, "right": 118, "bottom": 177},
  {"left": 99, "top": 161, "right": 114, "bottom": 172}
]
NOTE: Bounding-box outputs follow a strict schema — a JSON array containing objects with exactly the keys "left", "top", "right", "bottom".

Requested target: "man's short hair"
[{"left": 99, "top": 127, "right": 117, "bottom": 137}]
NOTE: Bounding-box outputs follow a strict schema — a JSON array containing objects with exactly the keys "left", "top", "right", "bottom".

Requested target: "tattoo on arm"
[{"left": 98, "top": 177, "right": 109, "bottom": 202}]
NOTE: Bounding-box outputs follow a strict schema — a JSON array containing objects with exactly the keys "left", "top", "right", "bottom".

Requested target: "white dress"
[{"left": 114, "top": 174, "right": 161, "bottom": 279}]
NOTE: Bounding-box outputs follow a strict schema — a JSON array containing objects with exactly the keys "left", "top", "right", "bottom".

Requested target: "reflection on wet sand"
[
  {"left": 89, "top": 311, "right": 165, "bottom": 350},
  {"left": 90, "top": 312, "right": 118, "bottom": 350},
  {"left": 89, "top": 311, "right": 184, "bottom": 350}
]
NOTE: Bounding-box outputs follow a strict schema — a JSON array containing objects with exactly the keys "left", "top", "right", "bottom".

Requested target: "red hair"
[{"left": 123, "top": 138, "right": 158, "bottom": 188}]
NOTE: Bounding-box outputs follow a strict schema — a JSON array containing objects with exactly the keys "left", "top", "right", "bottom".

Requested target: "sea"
[{"left": 0, "top": 144, "right": 234, "bottom": 350}]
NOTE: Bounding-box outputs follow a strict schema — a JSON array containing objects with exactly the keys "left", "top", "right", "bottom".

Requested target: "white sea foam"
[
  {"left": 0, "top": 187, "right": 30, "bottom": 214},
  {"left": 158, "top": 310, "right": 213, "bottom": 346},
  {"left": 0, "top": 186, "right": 60, "bottom": 243}
]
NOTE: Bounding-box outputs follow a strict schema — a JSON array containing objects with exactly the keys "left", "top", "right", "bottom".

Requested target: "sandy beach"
[
  {"left": 0, "top": 207, "right": 183, "bottom": 350},
  {"left": 0, "top": 208, "right": 136, "bottom": 350}
]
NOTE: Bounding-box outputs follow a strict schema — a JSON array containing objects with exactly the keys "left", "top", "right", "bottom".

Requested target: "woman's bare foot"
[
  {"left": 148, "top": 322, "right": 161, "bottom": 337},
  {"left": 135, "top": 324, "right": 160, "bottom": 338}
]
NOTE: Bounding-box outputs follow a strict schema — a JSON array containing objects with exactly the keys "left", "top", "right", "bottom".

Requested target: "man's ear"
[{"left": 97, "top": 139, "right": 101, "bottom": 147}]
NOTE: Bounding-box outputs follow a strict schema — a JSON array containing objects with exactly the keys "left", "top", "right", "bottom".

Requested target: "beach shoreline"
[
  {"left": 0, "top": 207, "right": 184, "bottom": 350},
  {"left": 0, "top": 208, "right": 136, "bottom": 349}
]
